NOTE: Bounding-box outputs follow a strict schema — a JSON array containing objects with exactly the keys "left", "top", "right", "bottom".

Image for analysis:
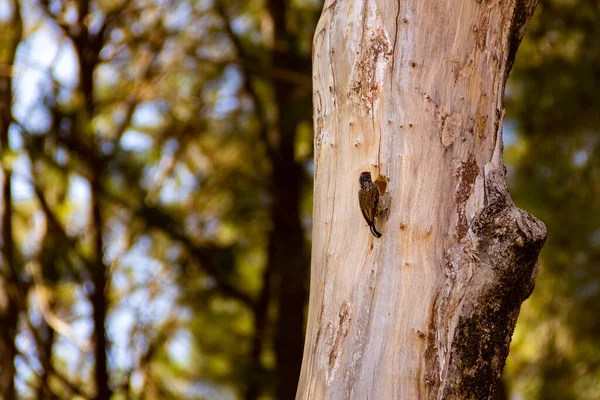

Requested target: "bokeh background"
[{"left": 0, "top": 0, "right": 597, "bottom": 399}]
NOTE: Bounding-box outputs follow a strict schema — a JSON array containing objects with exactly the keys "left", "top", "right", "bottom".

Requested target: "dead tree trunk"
[{"left": 297, "top": 0, "right": 546, "bottom": 399}]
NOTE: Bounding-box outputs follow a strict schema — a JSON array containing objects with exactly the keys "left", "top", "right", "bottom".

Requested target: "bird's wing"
[{"left": 359, "top": 194, "right": 374, "bottom": 223}]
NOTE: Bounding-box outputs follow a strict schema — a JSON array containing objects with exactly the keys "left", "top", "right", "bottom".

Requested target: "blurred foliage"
[
  {"left": 0, "top": 0, "right": 598, "bottom": 399},
  {"left": 0, "top": 0, "right": 318, "bottom": 398},
  {"left": 504, "top": 0, "right": 600, "bottom": 399}
]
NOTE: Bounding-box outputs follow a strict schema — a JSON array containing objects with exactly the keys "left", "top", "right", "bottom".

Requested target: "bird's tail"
[{"left": 370, "top": 224, "right": 382, "bottom": 238}]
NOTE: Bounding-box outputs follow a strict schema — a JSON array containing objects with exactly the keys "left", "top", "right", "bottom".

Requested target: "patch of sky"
[
  {"left": 120, "top": 129, "right": 154, "bottom": 152},
  {"left": 157, "top": 37, "right": 178, "bottom": 65},
  {"left": 12, "top": 20, "right": 73, "bottom": 131},
  {"left": 84, "top": 279, "right": 94, "bottom": 295},
  {"left": 67, "top": 174, "right": 91, "bottom": 202},
  {"left": 53, "top": 336, "right": 88, "bottom": 377},
  {"left": 132, "top": 101, "right": 166, "bottom": 128},
  {"left": 107, "top": 262, "right": 183, "bottom": 369},
  {"left": 119, "top": 236, "right": 170, "bottom": 279},
  {"left": 66, "top": 174, "right": 91, "bottom": 234},
  {"left": 163, "top": 137, "right": 180, "bottom": 154},
  {"left": 12, "top": 66, "right": 51, "bottom": 130},
  {"left": 503, "top": 118, "right": 517, "bottom": 147},
  {"left": 111, "top": 237, "right": 182, "bottom": 337},
  {"left": 166, "top": 242, "right": 183, "bottom": 262},
  {"left": 305, "top": 159, "right": 315, "bottom": 175},
  {"left": 25, "top": 105, "right": 53, "bottom": 133},
  {"left": 73, "top": 285, "right": 93, "bottom": 317},
  {"left": 51, "top": 40, "right": 79, "bottom": 88},
  {"left": 18, "top": 19, "right": 61, "bottom": 66},
  {"left": 154, "top": 284, "right": 180, "bottom": 318},
  {"left": 202, "top": 216, "right": 219, "bottom": 237},
  {"left": 213, "top": 95, "right": 241, "bottom": 117},
  {"left": 121, "top": 233, "right": 150, "bottom": 257},
  {"left": 54, "top": 145, "right": 68, "bottom": 165},
  {"left": 140, "top": 164, "right": 156, "bottom": 191},
  {"left": 104, "top": 220, "right": 128, "bottom": 264},
  {"left": 112, "top": 269, "right": 179, "bottom": 335},
  {"left": 130, "top": 370, "right": 145, "bottom": 393},
  {"left": 12, "top": 153, "right": 34, "bottom": 201},
  {"left": 0, "top": 0, "right": 15, "bottom": 21},
  {"left": 27, "top": 296, "right": 43, "bottom": 327},
  {"left": 212, "top": 65, "right": 242, "bottom": 118},
  {"left": 168, "top": 329, "right": 193, "bottom": 367},
  {"left": 231, "top": 14, "right": 252, "bottom": 36},
  {"left": 99, "top": 42, "right": 126, "bottom": 64},
  {"left": 39, "top": 287, "right": 93, "bottom": 376},
  {"left": 15, "top": 356, "right": 35, "bottom": 398},
  {"left": 61, "top": 1, "right": 77, "bottom": 25},
  {"left": 131, "top": 19, "right": 146, "bottom": 38},
  {"left": 8, "top": 124, "right": 23, "bottom": 150},
  {"left": 164, "top": 1, "right": 192, "bottom": 30},
  {"left": 111, "top": 265, "right": 131, "bottom": 295},
  {"left": 96, "top": 64, "right": 120, "bottom": 88},
  {"left": 71, "top": 316, "right": 93, "bottom": 346},
  {"left": 573, "top": 149, "right": 588, "bottom": 167},
  {"left": 100, "top": 140, "right": 115, "bottom": 155},
  {"left": 87, "top": 6, "right": 106, "bottom": 36},
  {"left": 232, "top": 14, "right": 262, "bottom": 45},
  {"left": 16, "top": 330, "right": 40, "bottom": 371},
  {"left": 108, "top": 307, "right": 136, "bottom": 371},
  {"left": 57, "top": 85, "right": 75, "bottom": 104},
  {"left": 110, "top": 27, "right": 125, "bottom": 44},
  {"left": 19, "top": 0, "right": 44, "bottom": 27},
  {"left": 160, "top": 163, "right": 198, "bottom": 204}
]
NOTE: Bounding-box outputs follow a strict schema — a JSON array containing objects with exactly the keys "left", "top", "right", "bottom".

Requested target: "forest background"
[{"left": 0, "top": 0, "right": 597, "bottom": 399}]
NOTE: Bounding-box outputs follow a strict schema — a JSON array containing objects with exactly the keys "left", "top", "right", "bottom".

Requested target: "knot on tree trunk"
[{"left": 426, "top": 165, "right": 547, "bottom": 400}]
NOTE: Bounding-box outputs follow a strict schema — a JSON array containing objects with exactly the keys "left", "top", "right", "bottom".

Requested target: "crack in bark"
[
  {"left": 453, "top": 156, "right": 480, "bottom": 239},
  {"left": 326, "top": 302, "right": 354, "bottom": 384}
]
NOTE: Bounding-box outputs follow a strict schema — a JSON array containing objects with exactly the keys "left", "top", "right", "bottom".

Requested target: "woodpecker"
[{"left": 358, "top": 171, "right": 382, "bottom": 238}]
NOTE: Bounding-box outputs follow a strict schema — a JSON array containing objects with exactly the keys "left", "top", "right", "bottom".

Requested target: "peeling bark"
[{"left": 298, "top": 0, "right": 545, "bottom": 399}]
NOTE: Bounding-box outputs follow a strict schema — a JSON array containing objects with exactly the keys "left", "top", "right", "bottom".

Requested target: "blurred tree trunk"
[
  {"left": 223, "top": 0, "right": 313, "bottom": 395},
  {"left": 70, "top": 1, "right": 111, "bottom": 397},
  {"left": 298, "top": 1, "right": 546, "bottom": 399},
  {"left": 493, "top": 379, "right": 508, "bottom": 400},
  {"left": 217, "top": 0, "right": 313, "bottom": 395},
  {"left": 269, "top": 139, "right": 308, "bottom": 400},
  {"left": 266, "top": 2, "right": 311, "bottom": 400},
  {"left": 0, "top": 2, "right": 22, "bottom": 398}
]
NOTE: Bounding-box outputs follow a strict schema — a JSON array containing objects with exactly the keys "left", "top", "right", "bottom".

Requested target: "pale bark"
[{"left": 298, "top": 0, "right": 546, "bottom": 399}]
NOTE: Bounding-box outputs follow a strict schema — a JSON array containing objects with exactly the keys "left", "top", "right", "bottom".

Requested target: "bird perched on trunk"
[{"left": 358, "top": 171, "right": 382, "bottom": 238}]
